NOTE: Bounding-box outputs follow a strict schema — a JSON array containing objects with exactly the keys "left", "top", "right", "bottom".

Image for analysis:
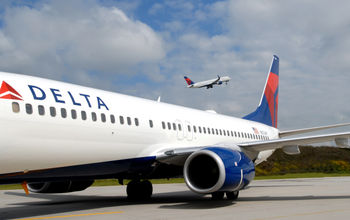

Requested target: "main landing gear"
[
  {"left": 211, "top": 191, "right": 239, "bottom": 200},
  {"left": 126, "top": 180, "right": 153, "bottom": 200}
]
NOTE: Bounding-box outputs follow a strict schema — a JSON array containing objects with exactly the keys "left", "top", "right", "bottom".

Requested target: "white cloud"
[
  {"left": 0, "top": 0, "right": 165, "bottom": 82},
  {"left": 152, "top": 0, "right": 350, "bottom": 130}
]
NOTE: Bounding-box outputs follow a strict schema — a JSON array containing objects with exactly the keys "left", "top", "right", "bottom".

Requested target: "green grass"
[
  {"left": 2, "top": 174, "right": 350, "bottom": 191},
  {"left": 254, "top": 172, "right": 350, "bottom": 180},
  {"left": 0, "top": 184, "right": 22, "bottom": 190},
  {"left": 92, "top": 178, "right": 185, "bottom": 187}
]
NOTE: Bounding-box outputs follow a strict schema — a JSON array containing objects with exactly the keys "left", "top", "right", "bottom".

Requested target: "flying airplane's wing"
[{"left": 279, "top": 123, "right": 350, "bottom": 137}]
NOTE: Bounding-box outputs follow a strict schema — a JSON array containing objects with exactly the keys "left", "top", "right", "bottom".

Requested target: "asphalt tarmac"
[{"left": 1, "top": 177, "right": 350, "bottom": 220}]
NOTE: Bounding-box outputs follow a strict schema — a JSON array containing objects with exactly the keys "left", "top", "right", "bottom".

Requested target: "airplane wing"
[
  {"left": 156, "top": 132, "right": 350, "bottom": 165},
  {"left": 239, "top": 132, "right": 350, "bottom": 152},
  {"left": 279, "top": 123, "right": 350, "bottom": 137},
  {"left": 197, "top": 76, "right": 221, "bottom": 88}
]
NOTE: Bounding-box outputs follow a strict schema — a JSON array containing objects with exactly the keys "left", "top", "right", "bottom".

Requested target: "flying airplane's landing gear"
[
  {"left": 211, "top": 191, "right": 239, "bottom": 200},
  {"left": 126, "top": 180, "right": 153, "bottom": 200},
  {"left": 226, "top": 191, "right": 239, "bottom": 200}
]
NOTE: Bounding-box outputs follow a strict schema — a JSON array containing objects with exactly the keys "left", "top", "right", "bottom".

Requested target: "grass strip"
[{"left": 2, "top": 173, "right": 350, "bottom": 190}]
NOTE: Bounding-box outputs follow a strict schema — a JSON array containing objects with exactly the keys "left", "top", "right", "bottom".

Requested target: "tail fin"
[
  {"left": 184, "top": 76, "right": 195, "bottom": 85},
  {"left": 243, "top": 55, "right": 279, "bottom": 128}
]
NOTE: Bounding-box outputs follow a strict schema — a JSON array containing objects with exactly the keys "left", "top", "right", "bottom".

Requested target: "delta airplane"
[
  {"left": 184, "top": 75, "right": 230, "bottom": 89},
  {"left": 1, "top": 55, "right": 350, "bottom": 200}
]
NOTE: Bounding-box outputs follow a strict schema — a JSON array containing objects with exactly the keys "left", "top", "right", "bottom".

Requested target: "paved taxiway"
[{"left": 1, "top": 177, "right": 350, "bottom": 220}]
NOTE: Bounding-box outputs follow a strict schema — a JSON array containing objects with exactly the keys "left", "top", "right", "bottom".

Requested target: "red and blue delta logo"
[{"left": 0, "top": 81, "right": 23, "bottom": 100}]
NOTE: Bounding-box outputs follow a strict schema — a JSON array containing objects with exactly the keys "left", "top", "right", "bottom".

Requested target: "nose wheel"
[{"left": 126, "top": 180, "right": 153, "bottom": 200}]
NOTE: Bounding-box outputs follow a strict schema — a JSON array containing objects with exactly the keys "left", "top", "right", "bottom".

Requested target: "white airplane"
[
  {"left": 184, "top": 75, "right": 231, "bottom": 89},
  {"left": 0, "top": 55, "right": 349, "bottom": 200}
]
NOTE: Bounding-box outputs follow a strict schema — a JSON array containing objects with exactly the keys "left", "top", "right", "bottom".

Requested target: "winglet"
[
  {"left": 184, "top": 76, "right": 194, "bottom": 85},
  {"left": 243, "top": 55, "right": 279, "bottom": 128}
]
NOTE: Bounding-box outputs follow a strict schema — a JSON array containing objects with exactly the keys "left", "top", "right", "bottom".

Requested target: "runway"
[{"left": 1, "top": 177, "right": 350, "bottom": 220}]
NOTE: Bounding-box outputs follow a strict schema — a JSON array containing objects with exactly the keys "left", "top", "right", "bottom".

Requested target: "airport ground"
[{"left": 2, "top": 177, "right": 350, "bottom": 220}]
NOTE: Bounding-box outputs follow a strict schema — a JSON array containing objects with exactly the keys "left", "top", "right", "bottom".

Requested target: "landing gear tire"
[
  {"left": 211, "top": 191, "right": 225, "bottom": 200},
  {"left": 226, "top": 191, "right": 239, "bottom": 200},
  {"left": 126, "top": 180, "right": 153, "bottom": 200}
]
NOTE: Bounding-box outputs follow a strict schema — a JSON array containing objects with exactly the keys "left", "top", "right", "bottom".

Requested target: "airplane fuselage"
[{"left": 0, "top": 72, "right": 277, "bottom": 181}]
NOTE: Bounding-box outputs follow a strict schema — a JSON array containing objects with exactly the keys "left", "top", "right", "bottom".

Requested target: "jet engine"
[
  {"left": 27, "top": 180, "right": 94, "bottom": 193},
  {"left": 184, "top": 147, "right": 255, "bottom": 194}
]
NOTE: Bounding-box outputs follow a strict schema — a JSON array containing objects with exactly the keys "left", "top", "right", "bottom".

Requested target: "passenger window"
[
  {"left": 38, "top": 105, "right": 45, "bottom": 116},
  {"left": 223, "top": 130, "right": 226, "bottom": 136},
  {"left": 207, "top": 128, "right": 210, "bottom": 134},
  {"left": 149, "top": 120, "right": 153, "bottom": 128},
  {"left": 203, "top": 127, "right": 206, "bottom": 134},
  {"left": 12, "top": 102, "right": 20, "bottom": 113},
  {"left": 71, "top": 109, "right": 77, "bottom": 119},
  {"left": 127, "top": 117, "right": 131, "bottom": 125},
  {"left": 162, "top": 121, "right": 166, "bottom": 129},
  {"left": 188, "top": 125, "right": 191, "bottom": 132},
  {"left": 172, "top": 123, "right": 176, "bottom": 130},
  {"left": 110, "top": 115, "right": 115, "bottom": 124},
  {"left": 199, "top": 127, "right": 202, "bottom": 133},
  {"left": 193, "top": 125, "right": 197, "bottom": 133},
  {"left": 92, "top": 112, "right": 97, "bottom": 121},
  {"left": 167, "top": 122, "right": 171, "bottom": 130},
  {"left": 178, "top": 124, "right": 182, "bottom": 131},
  {"left": 234, "top": 131, "right": 237, "bottom": 137},
  {"left": 212, "top": 128, "right": 215, "bottom": 135},
  {"left": 120, "top": 116, "right": 124, "bottom": 124},
  {"left": 50, "top": 107, "right": 56, "bottom": 117},
  {"left": 219, "top": 130, "right": 222, "bottom": 135},
  {"left": 101, "top": 113, "right": 106, "bottom": 122},
  {"left": 135, "top": 118, "right": 139, "bottom": 126},
  {"left": 26, "top": 104, "right": 33, "bottom": 114},
  {"left": 81, "top": 111, "right": 87, "bottom": 120},
  {"left": 61, "top": 108, "right": 67, "bottom": 118}
]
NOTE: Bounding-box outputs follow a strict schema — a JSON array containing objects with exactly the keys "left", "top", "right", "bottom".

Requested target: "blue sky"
[{"left": 0, "top": 0, "right": 349, "bottom": 132}]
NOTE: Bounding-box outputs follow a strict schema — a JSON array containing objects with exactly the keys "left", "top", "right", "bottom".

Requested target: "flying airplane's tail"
[
  {"left": 184, "top": 76, "right": 195, "bottom": 85},
  {"left": 243, "top": 55, "right": 279, "bottom": 128}
]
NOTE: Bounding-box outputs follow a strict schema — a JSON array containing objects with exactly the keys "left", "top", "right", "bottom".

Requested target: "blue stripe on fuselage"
[{"left": 0, "top": 156, "right": 156, "bottom": 184}]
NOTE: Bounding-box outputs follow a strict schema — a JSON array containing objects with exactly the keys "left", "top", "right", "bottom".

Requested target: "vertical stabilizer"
[
  {"left": 184, "top": 76, "right": 195, "bottom": 85},
  {"left": 243, "top": 55, "right": 279, "bottom": 128}
]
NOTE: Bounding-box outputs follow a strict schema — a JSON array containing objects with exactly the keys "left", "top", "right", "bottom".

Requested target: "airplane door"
[
  {"left": 175, "top": 119, "right": 184, "bottom": 140},
  {"left": 184, "top": 121, "right": 193, "bottom": 141}
]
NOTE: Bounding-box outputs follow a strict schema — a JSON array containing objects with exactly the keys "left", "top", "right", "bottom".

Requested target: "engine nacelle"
[
  {"left": 184, "top": 147, "right": 255, "bottom": 194},
  {"left": 27, "top": 180, "right": 94, "bottom": 193}
]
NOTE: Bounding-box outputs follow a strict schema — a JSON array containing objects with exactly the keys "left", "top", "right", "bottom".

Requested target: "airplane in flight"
[
  {"left": 184, "top": 75, "right": 231, "bottom": 89},
  {"left": 0, "top": 55, "right": 349, "bottom": 201}
]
